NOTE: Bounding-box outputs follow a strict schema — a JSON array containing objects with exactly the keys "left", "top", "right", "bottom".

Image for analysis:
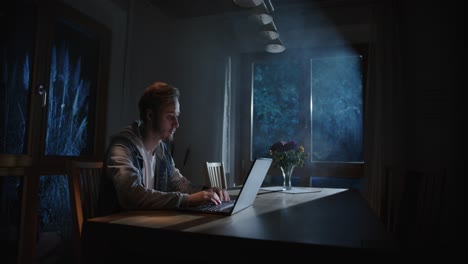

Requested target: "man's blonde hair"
[{"left": 138, "top": 82, "right": 180, "bottom": 122}]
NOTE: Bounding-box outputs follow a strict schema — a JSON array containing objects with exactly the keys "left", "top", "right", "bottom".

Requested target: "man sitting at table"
[{"left": 97, "top": 82, "right": 229, "bottom": 215}]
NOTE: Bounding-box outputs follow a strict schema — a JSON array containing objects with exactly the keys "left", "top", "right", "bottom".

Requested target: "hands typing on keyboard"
[
  {"left": 188, "top": 187, "right": 230, "bottom": 206},
  {"left": 197, "top": 200, "right": 236, "bottom": 212}
]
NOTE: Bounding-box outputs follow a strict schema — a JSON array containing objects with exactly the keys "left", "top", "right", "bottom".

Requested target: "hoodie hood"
[
  {"left": 112, "top": 120, "right": 156, "bottom": 188},
  {"left": 115, "top": 120, "right": 144, "bottom": 148}
]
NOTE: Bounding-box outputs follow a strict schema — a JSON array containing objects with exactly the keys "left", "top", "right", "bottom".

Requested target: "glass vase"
[{"left": 280, "top": 164, "right": 295, "bottom": 191}]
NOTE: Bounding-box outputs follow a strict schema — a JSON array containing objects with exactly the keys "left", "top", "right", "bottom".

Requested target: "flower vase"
[{"left": 280, "top": 165, "right": 295, "bottom": 191}]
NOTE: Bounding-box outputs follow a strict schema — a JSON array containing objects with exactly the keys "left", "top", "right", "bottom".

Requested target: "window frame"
[{"left": 238, "top": 44, "right": 368, "bottom": 185}]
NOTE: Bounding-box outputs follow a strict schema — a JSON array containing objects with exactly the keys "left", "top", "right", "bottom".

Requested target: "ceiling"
[
  {"left": 147, "top": 0, "right": 337, "bottom": 19},
  {"left": 148, "top": 0, "right": 243, "bottom": 18}
]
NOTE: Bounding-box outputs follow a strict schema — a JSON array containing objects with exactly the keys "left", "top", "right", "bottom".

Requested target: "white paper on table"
[{"left": 260, "top": 186, "right": 323, "bottom": 194}]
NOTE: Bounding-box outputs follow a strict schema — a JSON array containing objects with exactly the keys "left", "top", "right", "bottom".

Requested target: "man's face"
[{"left": 154, "top": 99, "right": 180, "bottom": 141}]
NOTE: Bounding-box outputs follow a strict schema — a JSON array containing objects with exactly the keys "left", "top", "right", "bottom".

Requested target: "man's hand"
[
  {"left": 208, "top": 187, "right": 230, "bottom": 202},
  {"left": 188, "top": 187, "right": 230, "bottom": 206}
]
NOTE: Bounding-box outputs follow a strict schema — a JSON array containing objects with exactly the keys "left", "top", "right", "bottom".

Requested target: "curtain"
[
  {"left": 222, "top": 56, "right": 233, "bottom": 187},
  {"left": 363, "top": 0, "right": 404, "bottom": 232}
]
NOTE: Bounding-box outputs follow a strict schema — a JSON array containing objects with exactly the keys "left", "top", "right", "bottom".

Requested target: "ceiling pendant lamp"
[
  {"left": 259, "top": 21, "right": 279, "bottom": 40},
  {"left": 234, "top": 0, "right": 285, "bottom": 54},
  {"left": 248, "top": 1, "right": 272, "bottom": 25},
  {"left": 265, "top": 37, "right": 286, "bottom": 53},
  {"left": 232, "top": 0, "right": 264, "bottom": 8}
]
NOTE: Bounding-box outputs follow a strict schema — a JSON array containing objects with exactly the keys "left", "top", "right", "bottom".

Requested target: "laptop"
[{"left": 180, "top": 157, "right": 272, "bottom": 216}]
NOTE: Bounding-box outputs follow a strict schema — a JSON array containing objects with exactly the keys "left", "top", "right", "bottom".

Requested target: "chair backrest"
[
  {"left": 206, "top": 162, "right": 227, "bottom": 189},
  {"left": 68, "top": 160, "right": 103, "bottom": 235},
  {"left": 68, "top": 160, "right": 103, "bottom": 262}
]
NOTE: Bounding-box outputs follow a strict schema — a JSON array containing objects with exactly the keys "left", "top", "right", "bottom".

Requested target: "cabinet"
[{"left": 0, "top": 0, "right": 110, "bottom": 262}]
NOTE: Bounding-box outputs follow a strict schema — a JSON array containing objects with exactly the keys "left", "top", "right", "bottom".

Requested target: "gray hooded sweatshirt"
[{"left": 97, "top": 121, "right": 205, "bottom": 215}]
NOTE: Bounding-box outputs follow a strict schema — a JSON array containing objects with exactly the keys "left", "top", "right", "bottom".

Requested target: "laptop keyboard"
[{"left": 197, "top": 200, "right": 236, "bottom": 212}]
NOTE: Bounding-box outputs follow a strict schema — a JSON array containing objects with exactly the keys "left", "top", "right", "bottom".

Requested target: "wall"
[
  {"left": 160, "top": 15, "right": 237, "bottom": 186},
  {"left": 398, "top": 1, "right": 464, "bottom": 247},
  {"left": 123, "top": 1, "right": 174, "bottom": 123}
]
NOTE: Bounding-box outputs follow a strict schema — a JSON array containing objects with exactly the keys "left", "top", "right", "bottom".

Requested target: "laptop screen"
[{"left": 231, "top": 158, "right": 272, "bottom": 215}]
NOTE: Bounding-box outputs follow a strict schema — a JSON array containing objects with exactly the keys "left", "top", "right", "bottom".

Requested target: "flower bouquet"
[{"left": 269, "top": 140, "right": 309, "bottom": 190}]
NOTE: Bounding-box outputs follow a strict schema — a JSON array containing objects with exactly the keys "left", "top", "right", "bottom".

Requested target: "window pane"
[
  {"left": 252, "top": 59, "right": 308, "bottom": 159},
  {"left": 251, "top": 52, "right": 364, "bottom": 165},
  {"left": 45, "top": 18, "right": 99, "bottom": 156},
  {"left": 0, "top": 2, "right": 35, "bottom": 155},
  {"left": 0, "top": 176, "right": 22, "bottom": 261},
  {"left": 36, "top": 174, "right": 73, "bottom": 261},
  {"left": 311, "top": 55, "right": 363, "bottom": 162}
]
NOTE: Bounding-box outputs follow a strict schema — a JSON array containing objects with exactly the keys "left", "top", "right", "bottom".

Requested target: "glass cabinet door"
[
  {"left": 1, "top": 0, "right": 110, "bottom": 262},
  {"left": 43, "top": 16, "right": 102, "bottom": 157},
  {"left": 0, "top": 1, "right": 35, "bottom": 155},
  {"left": 0, "top": 1, "right": 37, "bottom": 262}
]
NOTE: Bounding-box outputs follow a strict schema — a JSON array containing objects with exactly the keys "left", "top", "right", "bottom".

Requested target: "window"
[{"left": 239, "top": 46, "right": 367, "bottom": 185}]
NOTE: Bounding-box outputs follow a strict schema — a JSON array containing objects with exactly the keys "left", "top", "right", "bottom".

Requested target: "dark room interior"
[{"left": 1, "top": 0, "right": 465, "bottom": 263}]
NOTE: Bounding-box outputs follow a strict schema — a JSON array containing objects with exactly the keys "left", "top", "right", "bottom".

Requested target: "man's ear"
[{"left": 146, "top": 109, "right": 153, "bottom": 121}]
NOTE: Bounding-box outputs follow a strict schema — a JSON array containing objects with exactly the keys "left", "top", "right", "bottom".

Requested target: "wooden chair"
[
  {"left": 205, "top": 162, "right": 227, "bottom": 189},
  {"left": 67, "top": 160, "right": 103, "bottom": 262},
  {"left": 395, "top": 169, "right": 447, "bottom": 249}
]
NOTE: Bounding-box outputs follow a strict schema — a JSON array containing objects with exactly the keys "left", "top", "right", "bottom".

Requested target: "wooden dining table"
[{"left": 81, "top": 187, "right": 397, "bottom": 261}]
